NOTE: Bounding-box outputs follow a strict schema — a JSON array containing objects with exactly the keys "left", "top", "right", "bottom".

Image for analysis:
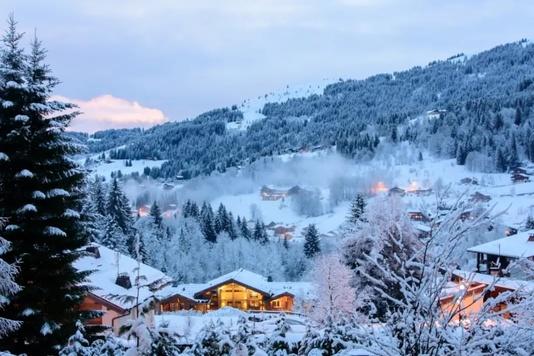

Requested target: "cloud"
[{"left": 52, "top": 94, "right": 167, "bottom": 133}]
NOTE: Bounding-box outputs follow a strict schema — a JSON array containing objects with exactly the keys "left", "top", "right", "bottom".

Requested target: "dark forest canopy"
[{"left": 80, "top": 40, "right": 534, "bottom": 178}]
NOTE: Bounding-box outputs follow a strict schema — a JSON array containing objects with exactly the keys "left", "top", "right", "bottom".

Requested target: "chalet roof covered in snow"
[
  {"left": 453, "top": 270, "right": 534, "bottom": 293},
  {"left": 158, "top": 268, "right": 314, "bottom": 301},
  {"left": 74, "top": 243, "right": 174, "bottom": 310},
  {"left": 467, "top": 230, "right": 534, "bottom": 258}
]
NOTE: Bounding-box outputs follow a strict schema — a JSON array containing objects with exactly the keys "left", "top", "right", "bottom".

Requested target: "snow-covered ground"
[
  {"left": 155, "top": 308, "right": 307, "bottom": 345},
  {"left": 227, "top": 79, "right": 333, "bottom": 131},
  {"left": 86, "top": 159, "right": 167, "bottom": 180}
]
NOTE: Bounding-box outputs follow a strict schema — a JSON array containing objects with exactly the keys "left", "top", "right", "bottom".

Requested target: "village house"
[
  {"left": 467, "top": 230, "right": 534, "bottom": 276},
  {"left": 260, "top": 185, "right": 303, "bottom": 201},
  {"left": 388, "top": 186, "right": 405, "bottom": 197},
  {"left": 426, "top": 109, "right": 447, "bottom": 119},
  {"left": 460, "top": 177, "right": 478, "bottom": 185},
  {"left": 408, "top": 211, "right": 431, "bottom": 223},
  {"left": 158, "top": 269, "right": 313, "bottom": 313},
  {"left": 272, "top": 225, "right": 296, "bottom": 240},
  {"left": 440, "top": 270, "right": 534, "bottom": 320},
  {"left": 469, "top": 191, "right": 492, "bottom": 203},
  {"left": 511, "top": 173, "right": 529, "bottom": 184},
  {"left": 75, "top": 244, "right": 175, "bottom": 334}
]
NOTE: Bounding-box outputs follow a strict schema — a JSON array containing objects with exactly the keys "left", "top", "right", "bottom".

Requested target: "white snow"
[
  {"left": 227, "top": 79, "right": 333, "bottom": 131},
  {"left": 14, "top": 114, "right": 29, "bottom": 122},
  {"left": 47, "top": 188, "right": 70, "bottom": 198},
  {"left": 15, "top": 169, "right": 33, "bottom": 178},
  {"left": 32, "top": 191, "right": 46, "bottom": 199},
  {"left": 17, "top": 204, "right": 37, "bottom": 214},
  {"left": 85, "top": 158, "right": 167, "bottom": 180},
  {"left": 74, "top": 243, "right": 174, "bottom": 310},
  {"left": 0, "top": 152, "right": 8, "bottom": 161},
  {"left": 44, "top": 226, "right": 67, "bottom": 237},
  {"left": 467, "top": 230, "right": 534, "bottom": 258},
  {"left": 63, "top": 209, "right": 80, "bottom": 218}
]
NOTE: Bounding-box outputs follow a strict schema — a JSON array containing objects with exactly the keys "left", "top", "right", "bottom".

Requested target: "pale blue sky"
[{"left": 2, "top": 0, "right": 534, "bottom": 132}]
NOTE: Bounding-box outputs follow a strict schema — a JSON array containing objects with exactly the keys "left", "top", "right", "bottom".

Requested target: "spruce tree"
[
  {"left": 90, "top": 176, "right": 106, "bottom": 216},
  {"left": 348, "top": 193, "right": 366, "bottom": 224},
  {"left": 0, "top": 217, "right": 20, "bottom": 337},
  {"left": 106, "top": 178, "right": 134, "bottom": 254},
  {"left": 514, "top": 107, "right": 522, "bottom": 126},
  {"left": 149, "top": 200, "right": 162, "bottom": 228},
  {"left": 495, "top": 148, "right": 507, "bottom": 172},
  {"left": 200, "top": 202, "right": 216, "bottom": 243},
  {"left": 0, "top": 19, "right": 90, "bottom": 354},
  {"left": 303, "top": 224, "right": 320, "bottom": 258}
]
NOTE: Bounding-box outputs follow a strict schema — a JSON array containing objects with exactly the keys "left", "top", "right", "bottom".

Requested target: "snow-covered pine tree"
[
  {"left": 149, "top": 200, "right": 162, "bottom": 228},
  {"left": 0, "top": 217, "right": 20, "bottom": 338},
  {"left": 189, "top": 320, "right": 234, "bottom": 356},
  {"left": 90, "top": 175, "right": 106, "bottom": 216},
  {"left": 348, "top": 193, "right": 366, "bottom": 224},
  {"left": 303, "top": 224, "right": 320, "bottom": 258},
  {"left": 58, "top": 320, "right": 90, "bottom": 356},
  {"left": 101, "top": 215, "right": 128, "bottom": 254},
  {"left": 106, "top": 178, "right": 135, "bottom": 254},
  {"left": 0, "top": 19, "right": 90, "bottom": 354},
  {"left": 200, "top": 202, "right": 217, "bottom": 243},
  {"left": 265, "top": 314, "right": 292, "bottom": 355}
]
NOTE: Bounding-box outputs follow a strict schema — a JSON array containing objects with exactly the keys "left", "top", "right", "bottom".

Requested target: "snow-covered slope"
[{"left": 227, "top": 79, "right": 333, "bottom": 131}]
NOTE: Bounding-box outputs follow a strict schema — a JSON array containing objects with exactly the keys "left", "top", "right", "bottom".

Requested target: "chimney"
[
  {"left": 85, "top": 246, "right": 100, "bottom": 258},
  {"left": 115, "top": 273, "right": 132, "bottom": 289}
]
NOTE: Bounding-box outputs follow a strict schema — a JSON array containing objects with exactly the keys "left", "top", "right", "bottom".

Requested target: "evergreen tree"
[
  {"left": 495, "top": 148, "right": 507, "bottom": 172},
  {"left": 149, "top": 200, "right": 162, "bottom": 228},
  {"left": 348, "top": 193, "right": 366, "bottom": 224},
  {"left": 266, "top": 314, "right": 292, "bottom": 354},
  {"left": 90, "top": 176, "right": 106, "bottom": 216},
  {"left": 252, "top": 220, "right": 269, "bottom": 244},
  {"left": 58, "top": 321, "right": 90, "bottom": 356},
  {"left": 101, "top": 215, "right": 128, "bottom": 254},
  {"left": 303, "top": 224, "right": 321, "bottom": 258},
  {"left": 190, "top": 320, "right": 234, "bottom": 356},
  {"left": 0, "top": 217, "right": 20, "bottom": 337},
  {"left": 0, "top": 19, "right": 90, "bottom": 354},
  {"left": 200, "top": 202, "right": 217, "bottom": 243},
  {"left": 526, "top": 216, "right": 534, "bottom": 230},
  {"left": 514, "top": 107, "right": 522, "bottom": 126},
  {"left": 106, "top": 178, "right": 135, "bottom": 254},
  {"left": 239, "top": 217, "right": 251, "bottom": 240}
]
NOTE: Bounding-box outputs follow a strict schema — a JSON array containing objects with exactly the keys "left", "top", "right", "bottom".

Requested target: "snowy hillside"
[{"left": 227, "top": 79, "right": 333, "bottom": 131}]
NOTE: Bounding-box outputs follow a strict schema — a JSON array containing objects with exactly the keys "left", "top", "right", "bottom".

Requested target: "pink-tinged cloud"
[{"left": 52, "top": 94, "right": 167, "bottom": 133}]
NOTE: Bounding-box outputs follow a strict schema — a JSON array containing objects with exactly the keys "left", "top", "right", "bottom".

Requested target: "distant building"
[
  {"left": 511, "top": 173, "right": 529, "bottom": 184},
  {"left": 469, "top": 192, "right": 492, "bottom": 203},
  {"left": 260, "top": 185, "right": 303, "bottom": 201},
  {"left": 460, "top": 177, "right": 478, "bottom": 185},
  {"left": 158, "top": 268, "right": 313, "bottom": 313},
  {"left": 273, "top": 225, "right": 295, "bottom": 240},
  {"left": 75, "top": 244, "right": 174, "bottom": 334},
  {"left": 426, "top": 109, "right": 447, "bottom": 119},
  {"left": 467, "top": 230, "right": 534, "bottom": 276},
  {"left": 408, "top": 211, "right": 431, "bottom": 223},
  {"left": 388, "top": 187, "right": 406, "bottom": 197}
]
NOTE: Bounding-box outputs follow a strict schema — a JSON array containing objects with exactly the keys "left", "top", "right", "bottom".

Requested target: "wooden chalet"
[
  {"left": 272, "top": 225, "right": 295, "bottom": 240},
  {"left": 388, "top": 186, "right": 405, "bottom": 197},
  {"left": 469, "top": 191, "right": 492, "bottom": 203},
  {"left": 511, "top": 173, "right": 529, "bottom": 184},
  {"left": 408, "top": 211, "right": 431, "bottom": 223},
  {"left": 75, "top": 244, "right": 174, "bottom": 334},
  {"left": 260, "top": 185, "right": 304, "bottom": 201},
  {"left": 467, "top": 230, "right": 534, "bottom": 276},
  {"left": 158, "top": 269, "right": 313, "bottom": 313},
  {"left": 460, "top": 177, "right": 478, "bottom": 185}
]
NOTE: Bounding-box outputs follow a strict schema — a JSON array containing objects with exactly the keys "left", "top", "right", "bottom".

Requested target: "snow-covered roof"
[
  {"left": 74, "top": 243, "right": 174, "bottom": 310},
  {"left": 453, "top": 270, "right": 534, "bottom": 293},
  {"left": 159, "top": 268, "right": 314, "bottom": 301},
  {"left": 467, "top": 230, "right": 534, "bottom": 258}
]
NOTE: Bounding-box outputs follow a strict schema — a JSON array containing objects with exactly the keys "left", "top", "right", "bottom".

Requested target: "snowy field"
[
  {"left": 155, "top": 308, "right": 308, "bottom": 345},
  {"left": 227, "top": 79, "right": 333, "bottom": 131}
]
